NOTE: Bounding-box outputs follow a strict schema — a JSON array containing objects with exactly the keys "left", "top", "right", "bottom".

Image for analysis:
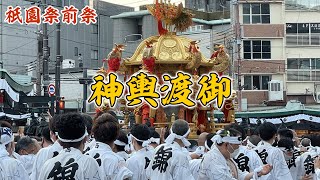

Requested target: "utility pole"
[
  {"left": 0, "top": 3, "right": 3, "bottom": 70},
  {"left": 55, "top": 22, "right": 61, "bottom": 115},
  {"left": 226, "top": 39, "right": 233, "bottom": 77},
  {"left": 78, "top": 55, "right": 90, "bottom": 113},
  {"left": 83, "top": 67, "right": 88, "bottom": 113},
  {"left": 36, "top": 24, "right": 43, "bottom": 96},
  {"left": 42, "top": 0, "right": 50, "bottom": 97},
  {"left": 234, "top": 0, "right": 242, "bottom": 111}
]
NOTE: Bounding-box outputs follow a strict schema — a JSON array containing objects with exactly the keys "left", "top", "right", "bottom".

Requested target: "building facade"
[
  {"left": 235, "top": 0, "right": 320, "bottom": 109},
  {"left": 235, "top": 0, "right": 286, "bottom": 108},
  {"left": 285, "top": 0, "right": 320, "bottom": 104},
  {"left": 0, "top": 0, "right": 38, "bottom": 73}
]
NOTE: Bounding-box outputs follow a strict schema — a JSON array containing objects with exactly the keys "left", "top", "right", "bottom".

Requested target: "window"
[
  {"left": 56, "top": 0, "right": 62, "bottom": 7},
  {"left": 91, "top": 50, "right": 98, "bottom": 60},
  {"left": 287, "top": 58, "right": 320, "bottom": 81},
  {"left": 92, "top": 24, "right": 98, "bottom": 34},
  {"left": 243, "top": 75, "right": 271, "bottom": 90},
  {"left": 286, "top": 23, "right": 320, "bottom": 46},
  {"left": 285, "top": 1, "right": 320, "bottom": 10},
  {"left": 63, "top": 0, "right": 69, "bottom": 6},
  {"left": 243, "top": 40, "right": 271, "bottom": 59},
  {"left": 74, "top": 47, "right": 78, "bottom": 56},
  {"left": 243, "top": 3, "right": 270, "bottom": 24},
  {"left": 138, "top": 25, "right": 142, "bottom": 35},
  {"left": 270, "top": 82, "right": 281, "bottom": 91},
  {"left": 187, "top": 25, "right": 205, "bottom": 32}
]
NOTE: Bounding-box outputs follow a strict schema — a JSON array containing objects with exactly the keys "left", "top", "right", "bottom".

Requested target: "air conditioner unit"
[{"left": 316, "top": 92, "right": 320, "bottom": 103}]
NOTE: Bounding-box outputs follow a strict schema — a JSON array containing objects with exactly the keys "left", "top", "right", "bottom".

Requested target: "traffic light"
[{"left": 59, "top": 96, "right": 65, "bottom": 110}]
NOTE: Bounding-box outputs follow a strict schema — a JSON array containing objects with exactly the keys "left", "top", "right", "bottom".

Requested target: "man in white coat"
[
  {"left": 38, "top": 113, "right": 103, "bottom": 180},
  {"left": 190, "top": 133, "right": 215, "bottom": 179},
  {"left": 126, "top": 124, "right": 153, "bottom": 180},
  {"left": 146, "top": 119, "right": 194, "bottom": 180},
  {"left": 198, "top": 128, "right": 272, "bottom": 180},
  {"left": 13, "top": 136, "right": 40, "bottom": 175},
  {"left": 30, "top": 115, "right": 63, "bottom": 180},
  {"left": 227, "top": 124, "right": 266, "bottom": 175},
  {"left": 86, "top": 113, "right": 133, "bottom": 180},
  {"left": 0, "top": 127, "right": 29, "bottom": 180},
  {"left": 113, "top": 130, "right": 130, "bottom": 161},
  {"left": 297, "top": 146, "right": 319, "bottom": 180},
  {"left": 254, "top": 122, "right": 293, "bottom": 180}
]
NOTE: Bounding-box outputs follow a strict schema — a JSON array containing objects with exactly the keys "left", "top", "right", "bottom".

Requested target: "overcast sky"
[{"left": 101, "top": 0, "right": 185, "bottom": 10}]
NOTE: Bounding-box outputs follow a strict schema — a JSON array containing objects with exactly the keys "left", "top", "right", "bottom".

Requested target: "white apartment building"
[{"left": 285, "top": 0, "right": 320, "bottom": 104}]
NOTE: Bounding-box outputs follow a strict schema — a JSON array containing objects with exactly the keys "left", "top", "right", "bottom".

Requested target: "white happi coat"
[
  {"left": 86, "top": 142, "right": 133, "bottom": 180},
  {"left": 234, "top": 146, "right": 264, "bottom": 173},
  {"left": 30, "top": 141, "right": 63, "bottom": 180},
  {"left": 83, "top": 137, "right": 96, "bottom": 154},
  {"left": 126, "top": 147, "right": 154, "bottom": 180},
  {"left": 198, "top": 145, "right": 249, "bottom": 180},
  {"left": 146, "top": 142, "right": 194, "bottom": 180},
  {"left": 117, "top": 151, "right": 129, "bottom": 161},
  {"left": 285, "top": 149, "right": 302, "bottom": 180},
  {"left": 316, "top": 168, "right": 320, "bottom": 180},
  {"left": 254, "top": 141, "right": 293, "bottom": 180},
  {"left": 189, "top": 158, "right": 202, "bottom": 179},
  {"left": 39, "top": 147, "right": 102, "bottom": 180},
  {"left": 297, "top": 150, "right": 319, "bottom": 180},
  {"left": 0, "top": 146, "right": 29, "bottom": 180},
  {"left": 12, "top": 152, "right": 36, "bottom": 176}
]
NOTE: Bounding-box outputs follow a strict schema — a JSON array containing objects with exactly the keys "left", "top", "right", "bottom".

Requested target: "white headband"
[
  {"left": 211, "top": 130, "right": 242, "bottom": 145},
  {"left": 0, "top": 127, "right": 14, "bottom": 146},
  {"left": 165, "top": 128, "right": 191, "bottom": 147},
  {"left": 56, "top": 131, "right": 88, "bottom": 143},
  {"left": 149, "top": 137, "right": 160, "bottom": 145},
  {"left": 247, "top": 139, "right": 257, "bottom": 149},
  {"left": 114, "top": 139, "right": 130, "bottom": 151},
  {"left": 114, "top": 140, "right": 127, "bottom": 146},
  {"left": 278, "top": 147, "right": 294, "bottom": 152},
  {"left": 131, "top": 134, "right": 150, "bottom": 148},
  {"left": 300, "top": 138, "right": 312, "bottom": 148}
]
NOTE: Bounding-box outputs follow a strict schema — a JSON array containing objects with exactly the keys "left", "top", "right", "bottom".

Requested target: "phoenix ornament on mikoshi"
[
  {"left": 147, "top": 0, "right": 194, "bottom": 35},
  {"left": 185, "top": 40, "right": 202, "bottom": 74},
  {"left": 142, "top": 39, "right": 158, "bottom": 73},
  {"left": 210, "top": 45, "right": 234, "bottom": 123},
  {"left": 100, "top": 44, "right": 126, "bottom": 74},
  {"left": 210, "top": 44, "right": 230, "bottom": 76}
]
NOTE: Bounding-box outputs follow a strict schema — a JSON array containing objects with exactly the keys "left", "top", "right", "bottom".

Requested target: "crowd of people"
[{"left": 1, "top": 111, "right": 320, "bottom": 180}]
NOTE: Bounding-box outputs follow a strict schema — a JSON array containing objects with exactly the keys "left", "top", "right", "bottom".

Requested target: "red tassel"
[
  {"left": 158, "top": 20, "right": 168, "bottom": 35},
  {"left": 143, "top": 57, "right": 156, "bottom": 73},
  {"left": 210, "top": 51, "right": 219, "bottom": 59},
  {"left": 107, "top": 57, "right": 121, "bottom": 72}
]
